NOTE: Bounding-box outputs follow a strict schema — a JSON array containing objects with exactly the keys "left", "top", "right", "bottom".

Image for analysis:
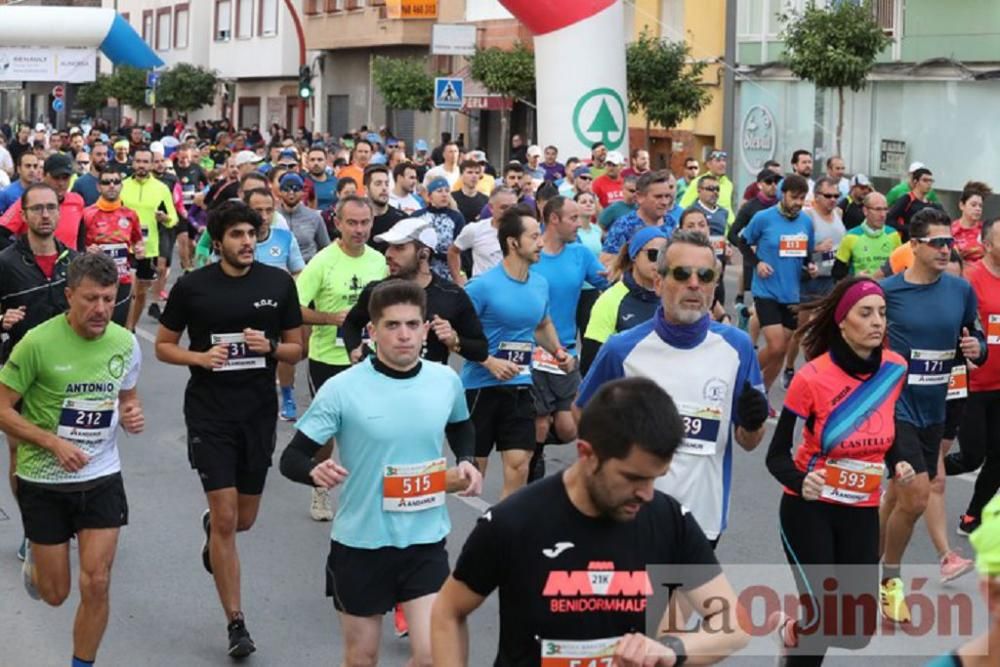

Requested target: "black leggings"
[
  {"left": 946, "top": 391, "right": 1000, "bottom": 517},
  {"left": 576, "top": 289, "right": 600, "bottom": 339},
  {"left": 779, "top": 494, "right": 880, "bottom": 666}
]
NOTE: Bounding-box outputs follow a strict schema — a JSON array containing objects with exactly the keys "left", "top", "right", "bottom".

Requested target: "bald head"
[{"left": 863, "top": 192, "right": 888, "bottom": 229}]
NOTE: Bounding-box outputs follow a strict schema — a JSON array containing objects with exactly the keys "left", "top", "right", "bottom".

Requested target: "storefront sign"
[
  {"left": 387, "top": 0, "right": 437, "bottom": 19},
  {"left": 0, "top": 47, "right": 96, "bottom": 83},
  {"left": 464, "top": 95, "right": 513, "bottom": 111},
  {"left": 432, "top": 23, "right": 476, "bottom": 56},
  {"left": 740, "top": 104, "right": 776, "bottom": 174},
  {"left": 879, "top": 139, "right": 907, "bottom": 175}
]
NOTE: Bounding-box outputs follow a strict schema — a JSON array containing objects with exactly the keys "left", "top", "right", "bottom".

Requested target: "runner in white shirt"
[{"left": 447, "top": 186, "right": 519, "bottom": 286}]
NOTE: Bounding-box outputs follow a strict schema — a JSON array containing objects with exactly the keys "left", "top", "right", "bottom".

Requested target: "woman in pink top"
[{"left": 952, "top": 181, "right": 992, "bottom": 265}]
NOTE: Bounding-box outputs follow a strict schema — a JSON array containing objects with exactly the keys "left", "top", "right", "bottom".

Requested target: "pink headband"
[{"left": 835, "top": 279, "right": 884, "bottom": 324}]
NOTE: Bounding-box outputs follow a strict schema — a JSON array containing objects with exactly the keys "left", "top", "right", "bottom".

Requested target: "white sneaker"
[
  {"left": 22, "top": 541, "right": 39, "bottom": 601},
  {"left": 310, "top": 487, "right": 333, "bottom": 521}
]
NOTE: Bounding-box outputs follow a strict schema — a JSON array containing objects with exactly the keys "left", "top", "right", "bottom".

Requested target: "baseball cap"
[
  {"left": 628, "top": 226, "right": 668, "bottom": 261},
  {"left": 278, "top": 148, "right": 299, "bottom": 160},
  {"left": 34, "top": 123, "right": 46, "bottom": 132},
  {"left": 526, "top": 145, "right": 542, "bottom": 158},
  {"left": 365, "top": 132, "right": 382, "bottom": 145},
  {"left": 573, "top": 165, "right": 592, "bottom": 179},
  {"left": 850, "top": 174, "right": 872, "bottom": 188},
  {"left": 149, "top": 141, "right": 165, "bottom": 155},
  {"left": 427, "top": 177, "right": 450, "bottom": 193},
  {"left": 908, "top": 161, "right": 926, "bottom": 173},
  {"left": 279, "top": 173, "right": 304, "bottom": 190},
  {"left": 605, "top": 151, "right": 625, "bottom": 166},
  {"left": 113, "top": 139, "right": 130, "bottom": 150},
  {"left": 235, "top": 150, "right": 263, "bottom": 167},
  {"left": 374, "top": 217, "right": 438, "bottom": 249},
  {"left": 44, "top": 153, "right": 74, "bottom": 177},
  {"left": 414, "top": 139, "right": 429, "bottom": 152},
  {"left": 757, "top": 168, "right": 781, "bottom": 183},
  {"left": 468, "top": 150, "right": 487, "bottom": 163}
]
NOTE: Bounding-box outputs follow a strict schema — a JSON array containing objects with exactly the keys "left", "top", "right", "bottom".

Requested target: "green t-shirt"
[
  {"left": 886, "top": 181, "right": 940, "bottom": 207},
  {"left": 296, "top": 242, "right": 387, "bottom": 366},
  {"left": 0, "top": 315, "right": 140, "bottom": 484},
  {"left": 598, "top": 201, "right": 637, "bottom": 230},
  {"left": 835, "top": 223, "right": 902, "bottom": 276},
  {"left": 584, "top": 281, "right": 629, "bottom": 344}
]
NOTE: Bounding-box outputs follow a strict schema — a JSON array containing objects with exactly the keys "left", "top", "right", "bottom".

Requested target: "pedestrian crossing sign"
[{"left": 434, "top": 77, "right": 464, "bottom": 110}]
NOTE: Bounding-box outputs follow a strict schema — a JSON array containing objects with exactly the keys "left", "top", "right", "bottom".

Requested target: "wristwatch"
[
  {"left": 267, "top": 336, "right": 279, "bottom": 358},
  {"left": 660, "top": 635, "right": 687, "bottom": 666}
]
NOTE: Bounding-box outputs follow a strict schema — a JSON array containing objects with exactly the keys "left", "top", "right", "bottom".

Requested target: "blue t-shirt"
[
  {"left": 533, "top": 243, "right": 608, "bottom": 351},
  {"left": 741, "top": 205, "right": 815, "bottom": 304},
  {"left": 462, "top": 263, "right": 550, "bottom": 389},
  {"left": 71, "top": 173, "right": 100, "bottom": 207},
  {"left": 255, "top": 226, "right": 305, "bottom": 273},
  {"left": 0, "top": 180, "right": 25, "bottom": 214},
  {"left": 602, "top": 205, "right": 682, "bottom": 255},
  {"left": 883, "top": 272, "right": 981, "bottom": 427},
  {"left": 295, "top": 358, "right": 469, "bottom": 549},
  {"left": 307, "top": 174, "right": 338, "bottom": 211}
]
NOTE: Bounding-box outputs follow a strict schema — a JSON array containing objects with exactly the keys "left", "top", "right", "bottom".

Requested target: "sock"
[
  {"left": 882, "top": 564, "right": 901, "bottom": 583},
  {"left": 71, "top": 657, "right": 94, "bottom": 667},
  {"left": 280, "top": 386, "right": 294, "bottom": 400},
  {"left": 527, "top": 443, "right": 546, "bottom": 483}
]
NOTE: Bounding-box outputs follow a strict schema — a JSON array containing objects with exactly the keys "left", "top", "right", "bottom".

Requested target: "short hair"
[
  {"left": 961, "top": 181, "right": 992, "bottom": 204},
  {"left": 679, "top": 206, "right": 708, "bottom": 228},
  {"left": 909, "top": 207, "right": 951, "bottom": 240},
  {"left": 133, "top": 148, "right": 152, "bottom": 160},
  {"left": 791, "top": 149, "right": 812, "bottom": 166},
  {"left": 16, "top": 151, "right": 38, "bottom": 168},
  {"left": 781, "top": 173, "right": 810, "bottom": 196},
  {"left": 544, "top": 145, "right": 558, "bottom": 154},
  {"left": 684, "top": 156, "right": 699, "bottom": 166},
  {"left": 814, "top": 176, "right": 840, "bottom": 192},
  {"left": 335, "top": 194, "right": 373, "bottom": 220},
  {"left": 657, "top": 229, "right": 714, "bottom": 275},
  {"left": 622, "top": 174, "right": 639, "bottom": 186},
  {"left": 369, "top": 279, "right": 427, "bottom": 324},
  {"left": 307, "top": 146, "right": 327, "bottom": 158},
  {"left": 67, "top": 252, "right": 118, "bottom": 289},
  {"left": 542, "top": 196, "right": 570, "bottom": 225},
  {"left": 535, "top": 181, "right": 559, "bottom": 202},
  {"left": 578, "top": 377, "right": 684, "bottom": 464},
  {"left": 632, "top": 148, "right": 649, "bottom": 159},
  {"left": 459, "top": 159, "right": 480, "bottom": 173},
  {"left": 97, "top": 164, "right": 121, "bottom": 178},
  {"left": 243, "top": 188, "right": 273, "bottom": 205},
  {"left": 207, "top": 200, "right": 262, "bottom": 243},
  {"left": 565, "top": 157, "right": 580, "bottom": 169},
  {"left": 504, "top": 162, "right": 524, "bottom": 176},
  {"left": 363, "top": 164, "right": 389, "bottom": 187},
  {"left": 489, "top": 184, "right": 517, "bottom": 201},
  {"left": 240, "top": 172, "right": 267, "bottom": 189},
  {"left": 591, "top": 142, "right": 605, "bottom": 151},
  {"left": 497, "top": 206, "right": 532, "bottom": 257},
  {"left": 698, "top": 173, "right": 719, "bottom": 186},
  {"left": 336, "top": 177, "right": 357, "bottom": 194},
  {"left": 825, "top": 155, "right": 844, "bottom": 168},
  {"left": 636, "top": 170, "right": 671, "bottom": 194},
  {"left": 353, "top": 139, "right": 373, "bottom": 153},
  {"left": 20, "top": 182, "right": 58, "bottom": 209},
  {"left": 392, "top": 162, "right": 416, "bottom": 180},
  {"left": 763, "top": 159, "right": 781, "bottom": 169},
  {"left": 911, "top": 168, "right": 933, "bottom": 182}
]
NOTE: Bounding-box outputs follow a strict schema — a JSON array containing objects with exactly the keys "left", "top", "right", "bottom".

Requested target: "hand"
[
  {"left": 612, "top": 632, "right": 674, "bottom": 667},
  {"left": 119, "top": 401, "right": 145, "bottom": 434},
  {"left": 310, "top": 459, "right": 349, "bottom": 489},
  {"left": 806, "top": 262, "right": 819, "bottom": 278},
  {"left": 454, "top": 274, "right": 468, "bottom": 288},
  {"left": 349, "top": 345, "right": 364, "bottom": 364},
  {"left": 155, "top": 210, "right": 169, "bottom": 224},
  {"left": 52, "top": 438, "right": 90, "bottom": 473},
  {"left": 802, "top": 469, "right": 827, "bottom": 501},
  {"left": 724, "top": 244, "right": 734, "bottom": 259},
  {"left": 2, "top": 305, "right": 26, "bottom": 331},
  {"left": 960, "top": 327, "right": 981, "bottom": 360},
  {"left": 135, "top": 241, "right": 146, "bottom": 260},
  {"left": 555, "top": 349, "right": 576, "bottom": 373},
  {"left": 431, "top": 315, "right": 457, "bottom": 348},
  {"left": 454, "top": 461, "right": 483, "bottom": 497},
  {"left": 201, "top": 344, "right": 229, "bottom": 370},
  {"left": 735, "top": 381, "right": 769, "bottom": 431},
  {"left": 243, "top": 328, "right": 271, "bottom": 355},
  {"left": 484, "top": 356, "right": 520, "bottom": 381},
  {"left": 895, "top": 461, "right": 916, "bottom": 485},
  {"left": 757, "top": 261, "right": 774, "bottom": 278}
]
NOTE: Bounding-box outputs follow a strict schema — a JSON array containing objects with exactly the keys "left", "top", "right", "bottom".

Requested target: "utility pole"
[{"left": 283, "top": 0, "right": 308, "bottom": 130}]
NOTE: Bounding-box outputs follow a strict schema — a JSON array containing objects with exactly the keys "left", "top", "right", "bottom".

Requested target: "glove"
[{"left": 736, "top": 380, "right": 769, "bottom": 432}]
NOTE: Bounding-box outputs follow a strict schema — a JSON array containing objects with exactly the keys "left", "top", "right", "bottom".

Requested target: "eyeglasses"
[
  {"left": 99, "top": 179, "right": 122, "bottom": 186},
  {"left": 577, "top": 175, "right": 592, "bottom": 181},
  {"left": 26, "top": 203, "right": 59, "bottom": 214},
  {"left": 700, "top": 186, "right": 720, "bottom": 192},
  {"left": 661, "top": 265, "right": 717, "bottom": 284},
  {"left": 864, "top": 206, "right": 888, "bottom": 212},
  {"left": 708, "top": 151, "right": 728, "bottom": 160},
  {"left": 914, "top": 236, "right": 955, "bottom": 249},
  {"left": 816, "top": 192, "right": 839, "bottom": 199},
  {"left": 644, "top": 248, "right": 661, "bottom": 263}
]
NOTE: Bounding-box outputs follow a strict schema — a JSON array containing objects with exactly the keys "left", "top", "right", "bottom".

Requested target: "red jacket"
[{"left": 1, "top": 191, "right": 86, "bottom": 250}]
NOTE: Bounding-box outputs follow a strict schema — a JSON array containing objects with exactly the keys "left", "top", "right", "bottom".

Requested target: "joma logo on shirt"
[{"left": 254, "top": 299, "right": 278, "bottom": 309}]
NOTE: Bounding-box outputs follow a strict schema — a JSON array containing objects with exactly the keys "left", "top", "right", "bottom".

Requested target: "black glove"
[{"left": 736, "top": 380, "right": 769, "bottom": 431}]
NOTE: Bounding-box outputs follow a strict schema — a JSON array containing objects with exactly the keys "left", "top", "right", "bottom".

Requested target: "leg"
[
  {"left": 749, "top": 312, "right": 761, "bottom": 346},
  {"left": 151, "top": 257, "right": 168, "bottom": 304},
  {"left": 401, "top": 593, "right": 436, "bottom": 667},
  {"left": 29, "top": 541, "right": 72, "bottom": 606},
  {"left": 338, "top": 612, "right": 382, "bottom": 667},
  {"left": 7, "top": 437, "right": 16, "bottom": 501},
  {"left": 177, "top": 230, "right": 192, "bottom": 271},
  {"left": 552, "top": 410, "right": 577, "bottom": 443},
  {"left": 878, "top": 480, "right": 897, "bottom": 560},
  {"left": 923, "top": 448, "right": 950, "bottom": 558},
  {"left": 73, "top": 528, "right": 120, "bottom": 661},
  {"left": 881, "top": 474, "right": 931, "bottom": 570},
  {"left": 758, "top": 324, "right": 791, "bottom": 393},
  {"left": 964, "top": 392, "right": 1000, "bottom": 518},
  {"left": 126, "top": 279, "right": 152, "bottom": 331},
  {"left": 205, "top": 487, "right": 245, "bottom": 619},
  {"left": 499, "top": 449, "right": 531, "bottom": 499}
]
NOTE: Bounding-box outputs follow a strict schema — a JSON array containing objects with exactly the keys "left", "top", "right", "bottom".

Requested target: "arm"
[
  {"left": 287, "top": 234, "right": 305, "bottom": 274},
  {"left": 656, "top": 572, "right": 751, "bottom": 663},
  {"left": 447, "top": 245, "right": 466, "bottom": 286},
  {"left": 340, "top": 286, "right": 372, "bottom": 361},
  {"left": 831, "top": 259, "right": 851, "bottom": 281},
  {"left": 155, "top": 324, "right": 225, "bottom": 369},
  {"left": 583, "top": 249, "right": 610, "bottom": 290},
  {"left": 533, "top": 316, "right": 563, "bottom": 357},
  {"left": 580, "top": 337, "right": 602, "bottom": 377},
  {"left": 301, "top": 305, "right": 350, "bottom": 326},
  {"left": 430, "top": 577, "right": 487, "bottom": 667},
  {"left": 279, "top": 430, "right": 325, "bottom": 486},
  {"left": 450, "top": 291, "right": 489, "bottom": 363},
  {"left": 314, "top": 215, "right": 331, "bottom": 250},
  {"left": 117, "top": 386, "right": 145, "bottom": 434},
  {"left": 0, "top": 384, "right": 89, "bottom": 472},
  {"left": 765, "top": 408, "right": 807, "bottom": 493}
]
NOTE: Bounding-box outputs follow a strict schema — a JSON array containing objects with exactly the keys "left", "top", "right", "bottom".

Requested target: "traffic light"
[{"left": 298, "top": 65, "right": 313, "bottom": 100}]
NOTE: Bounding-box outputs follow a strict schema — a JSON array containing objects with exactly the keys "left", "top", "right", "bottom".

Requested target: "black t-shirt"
[
  {"left": 204, "top": 179, "right": 239, "bottom": 210},
  {"left": 159, "top": 262, "right": 302, "bottom": 423},
  {"left": 452, "top": 473, "right": 720, "bottom": 667},
  {"left": 368, "top": 206, "right": 408, "bottom": 253},
  {"left": 453, "top": 190, "right": 487, "bottom": 224},
  {"left": 175, "top": 164, "right": 208, "bottom": 204}
]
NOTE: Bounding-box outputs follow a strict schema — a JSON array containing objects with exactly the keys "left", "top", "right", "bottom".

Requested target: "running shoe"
[
  {"left": 201, "top": 509, "right": 213, "bottom": 574},
  {"left": 768, "top": 404, "right": 777, "bottom": 420},
  {"left": 736, "top": 303, "right": 751, "bottom": 332},
  {"left": 394, "top": 604, "right": 409, "bottom": 638},
  {"left": 22, "top": 540, "right": 39, "bottom": 601},
  {"left": 227, "top": 614, "right": 256, "bottom": 658},
  {"left": 16, "top": 536, "right": 26, "bottom": 562},
  {"left": 147, "top": 302, "right": 162, "bottom": 320},
  {"left": 879, "top": 577, "right": 910, "bottom": 624},
  {"left": 159, "top": 290, "right": 168, "bottom": 301},
  {"left": 765, "top": 610, "right": 798, "bottom": 650},
  {"left": 279, "top": 387, "right": 297, "bottom": 422},
  {"left": 957, "top": 514, "right": 981, "bottom": 537},
  {"left": 940, "top": 550, "right": 974, "bottom": 583},
  {"left": 310, "top": 487, "right": 333, "bottom": 521},
  {"left": 781, "top": 367, "right": 795, "bottom": 390}
]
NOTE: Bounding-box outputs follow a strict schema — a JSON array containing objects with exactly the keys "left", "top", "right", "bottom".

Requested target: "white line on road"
[
  {"left": 133, "top": 326, "right": 157, "bottom": 344},
  {"left": 452, "top": 493, "right": 492, "bottom": 513}
]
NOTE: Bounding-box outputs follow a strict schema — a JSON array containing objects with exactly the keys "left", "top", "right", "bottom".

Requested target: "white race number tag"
[
  {"left": 99, "top": 243, "right": 130, "bottom": 279},
  {"left": 382, "top": 458, "right": 446, "bottom": 512},
  {"left": 988, "top": 314, "right": 1000, "bottom": 346},
  {"left": 540, "top": 637, "right": 619, "bottom": 667},
  {"left": 675, "top": 403, "right": 723, "bottom": 456},
  {"left": 907, "top": 348, "right": 955, "bottom": 386},
  {"left": 948, "top": 364, "right": 968, "bottom": 401},
  {"left": 210, "top": 332, "right": 266, "bottom": 372},
  {"left": 58, "top": 397, "right": 115, "bottom": 448},
  {"left": 497, "top": 341, "right": 532, "bottom": 376}
]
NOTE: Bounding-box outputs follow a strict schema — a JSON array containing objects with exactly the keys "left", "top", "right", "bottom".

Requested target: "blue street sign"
[
  {"left": 434, "top": 77, "right": 464, "bottom": 111},
  {"left": 146, "top": 71, "right": 159, "bottom": 88},
  {"left": 52, "top": 97, "right": 64, "bottom": 112}
]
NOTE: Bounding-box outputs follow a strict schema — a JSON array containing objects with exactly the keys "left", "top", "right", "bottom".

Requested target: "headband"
[{"left": 834, "top": 279, "right": 884, "bottom": 324}]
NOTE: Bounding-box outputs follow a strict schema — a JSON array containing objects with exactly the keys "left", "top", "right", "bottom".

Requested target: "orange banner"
[{"left": 386, "top": 0, "right": 437, "bottom": 19}]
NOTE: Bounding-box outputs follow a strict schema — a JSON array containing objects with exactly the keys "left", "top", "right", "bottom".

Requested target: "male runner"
[
  {"left": 600, "top": 170, "right": 679, "bottom": 263},
  {"left": 0, "top": 252, "right": 144, "bottom": 667},
  {"left": 447, "top": 186, "right": 518, "bottom": 285},
  {"left": 155, "top": 200, "right": 303, "bottom": 658},
  {"left": 832, "top": 192, "right": 900, "bottom": 278},
  {"left": 878, "top": 208, "right": 987, "bottom": 624},
  {"left": 432, "top": 377, "right": 750, "bottom": 666},
  {"left": 280, "top": 279, "right": 483, "bottom": 667}
]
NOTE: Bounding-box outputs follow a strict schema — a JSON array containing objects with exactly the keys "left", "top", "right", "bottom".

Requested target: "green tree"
[
  {"left": 158, "top": 63, "right": 219, "bottom": 114},
  {"left": 468, "top": 43, "right": 535, "bottom": 164},
  {"left": 106, "top": 65, "right": 150, "bottom": 110},
  {"left": 780, "top": 0, "right": 891, "bottom": 155},
  {"left": 76, "top": 74, "right": 112, "bottom": 116},
  {"left": 626, "top": 29, "right": 712, "bottom": 153},
  {"left": 372, "top": 56, "right": 435, "bottom": 131}
]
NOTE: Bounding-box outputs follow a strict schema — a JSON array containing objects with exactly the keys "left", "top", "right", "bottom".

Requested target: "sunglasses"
[
  {"left": 914, "top": 236, "right": 955, "bottom": 249},
  {"left": 816, "top": 192, "right": 839, "bottom": 199},
  {"left": 99, "top": 179, "right": 122, "bottom": 186},
  {"left": 661, "top": 265, "right": 717, "bottom": 284},
  {"left": 700, "top": 186, "right": 720, "bottom": 192},
  {"left": 644, "top": 248, "right": 661, "bottom": 262},
  {"left": 577, "top": 175, "right": 592, "bottom": 181},
  {"left": 280, "top": 185, "right": 303, "bottom": 193},
  {"left": 709, "top": 152, "right": 728, "bottom": 159}
]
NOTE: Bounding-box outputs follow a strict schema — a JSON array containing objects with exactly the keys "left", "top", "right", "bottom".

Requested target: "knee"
[
  {"left": 211, "top": 507, "right": 239, "bottom": 536},
  {"left": 343, "top": 648, "right": 378, "bottom": 667},
  {"left": 39, "top": 580, "right": 71, "bottom": 607},
  {"left": 929, "top": 475, "right": 946, "bottom": 495},
  {"left": 79, "top": 567, "right": 111, "bottom": 602},
  {"left": 236, "top": 514, "right": 257, "bottom": 532},
  {"left": 898, "top": 481, "right": 930, "bottom": 516},
  {"left": 506, "top": 456, "right": 530, "bottom": 478}
]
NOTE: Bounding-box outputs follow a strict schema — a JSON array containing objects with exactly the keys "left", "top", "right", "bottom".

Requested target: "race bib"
[
  {"left": 210, "top": 332, "right": 266, "bottom": 372},
  {"left": 907, "top": 349, "right": 955, "bottom": 386},
  {"left": 816, "top": 249, "right": 836, "bottom": 269},
  {"left": 710, "top": 235, "right": 726, "bottom": 258},
  {"left": 675, "top": 403, "right": 723, "bottom": 457},
  {"left": 141, "top": 226, "right": 149, "bottom": 239},
  {"left": 532, "top": 347, "right": 566, "bottom": 375},
  {"left": 382, "top": 458, "right": 446, "bottom": 512},
  {"left": 948, "top": 364, "right": 968, "bottom": 401},
  {"left": 496, "top": 341, "right": 532, "bottom": 376},
  {"left": 779, "top": 234, "right": 808, "bottom": 258},
  {"left": 99, "top": 243, "right": 130, "bottom": 280},
  {"left": 821, "top": 458, "right": 885, "bottom": 505},
  {"left": 541, "top": 637, "right": 619, "bottom": 667},
  {"left": 58, "top": 397, "right": 115, "bottom": 448},
  {"left": 988, "top": 314, "right": 1000, "bottom": 345}
]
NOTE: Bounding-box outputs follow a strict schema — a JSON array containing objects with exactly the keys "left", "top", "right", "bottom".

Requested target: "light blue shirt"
[
  {"left": 533, "top": 243, "right": 607, "bottom": 350},
  {"left": 255, "top": 226, "right": 304, "bottom": 273}
]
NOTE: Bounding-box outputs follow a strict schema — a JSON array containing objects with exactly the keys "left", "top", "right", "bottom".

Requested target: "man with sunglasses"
[
  {"left": 679, "top": 149, "right": 734, "bottom": 230},
  {"left": 878, "top": 207, "right": 987, "bottom": 624},
  {"left": 577, "top": 229, "right": 768, "bottom": 547},
  {"left": 71, "top": 142, "right": 109, "bottom": 207},
  {"left": 278, "top": 172, "right": 329, "bottom": 266},
  {"left": 886, "top": 167, "right": 943, "bottom": 242},
  {"left": 81, "top": 168, "right": 145, "bottom": 326},
  {"left": 676, "top": 156, "right": 700, "bottom": 202}
]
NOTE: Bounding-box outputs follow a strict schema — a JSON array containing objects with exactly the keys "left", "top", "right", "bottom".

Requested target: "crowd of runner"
[{"left": 0, "top": 117, "right": 997, "bottom": 666}]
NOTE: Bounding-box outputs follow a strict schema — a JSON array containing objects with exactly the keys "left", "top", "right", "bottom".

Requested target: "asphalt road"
[{"left": 0, "top": 277, "right": 986, "bottom": 666}]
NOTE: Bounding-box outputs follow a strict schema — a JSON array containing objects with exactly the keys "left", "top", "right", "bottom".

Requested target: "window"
[
  {"left": 259, "top": 0, "right": 278, "bottom": 36},
  {"left": 325, "top": 0, "right": 343, "bottom": 12},
  {"left": 174, "top": 4, "right": 190, "bottom": 49},
  {"left": 304, "top": 0, "right": 320, "bottom": 14},
  {"left": 345, "top": 0, "right": 364, "bottom": 9},
  {"left": 215, "top": 0, "right": 232, "bottom": 41},
  {"left": 156, "top": 8, "right": 171, "bottom": 51},
  {"left": 142, "top": 10, "right": 154, "bottom": 45},
  {"left": 236, "top": 0, "right": 254, "bottom": 38}
]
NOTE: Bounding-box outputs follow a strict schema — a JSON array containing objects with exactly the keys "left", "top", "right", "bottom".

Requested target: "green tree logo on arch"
[{"left": 573, "top": 88, "right": 626, "bottom": 150}]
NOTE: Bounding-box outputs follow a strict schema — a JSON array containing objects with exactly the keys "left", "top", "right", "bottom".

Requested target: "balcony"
[{"left": 303, "top": 0, "right": 463, "bottom": 50}]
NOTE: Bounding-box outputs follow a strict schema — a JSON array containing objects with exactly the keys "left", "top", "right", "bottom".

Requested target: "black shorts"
[
  {"left": 530, "top": 368, "right": 581, "bottom": 415},
  {"left": 186, "top": 413, "right": 277, "bottom": 495},
  {"left": 467, "top": 385, "right": 536, "bottom": 457},
  {"left": 944, "top": 398, "right": 966, "bottom": 441},
  {"left": 175, "top": 217, "right": 194, "bottom": 237},
  {"left": 326, "top": 539, "right": 448, "bottom": 616},
  {"left": 754, "top": 296, "right": 797, "bottom": 330},
  {"left": 135, "top": 257, "right": 157, "bottom": 282},
  {"left": 113, "top": 282, "right": 132, "bottom": 326},
  {"left": 16, "top": 473, "right": 128, "bottom": 545},
  {"left": 158, "top": 224, "right": 178, "bottom": 267},
  {"left": 308, "top": 359, "right": 350, "bottom": 397},
  {"left": 894, "top": 420, "right": 946, "bottom": 480}
]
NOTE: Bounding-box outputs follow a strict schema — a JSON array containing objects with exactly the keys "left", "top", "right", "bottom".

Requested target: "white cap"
[
  {"left": 908, "top": 161, "right": 926, "bottom": 173},
  {"left": 149, "top": 141, "right": 165, "bottom": 155},
  {"left": 375, "top": 217, "right": 438, "bottom": 249},
  {"left": 850, "top": 174, "right": 871, "bottom": 187},
  {"left": 235, "top": 150, "right": 263, "bottom": 167},
  {"left": 34, "top": 123, "right": 46, "bottom": 132},
  {"left": 605, "top": 150, "right": 625, "bottom": 166},
  {"left": 526, "top": 144, "right": 542, "bottom": 158}
]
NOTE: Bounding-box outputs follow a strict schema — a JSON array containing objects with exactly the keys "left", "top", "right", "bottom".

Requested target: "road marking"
[
  {"left": 451, "top": 493, "right": 491, "bottom": 513},
  {"left": 133, "top": 326, "right": 157, "bottom": 344}
]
